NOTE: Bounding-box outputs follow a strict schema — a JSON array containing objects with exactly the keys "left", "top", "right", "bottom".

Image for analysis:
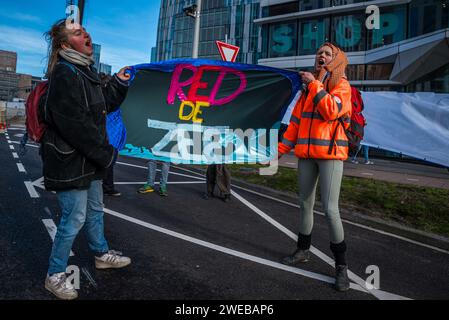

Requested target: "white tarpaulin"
[
  {"left": 281, "top": 91, "right": 449, "bottom": 167},
  {"left": 362, "top": 92, "right": 449, "bottom": 168}
]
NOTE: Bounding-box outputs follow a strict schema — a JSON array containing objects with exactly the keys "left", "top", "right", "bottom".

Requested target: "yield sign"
[{"left": 216, "top": 41, "right": 240, "bottom": 63}]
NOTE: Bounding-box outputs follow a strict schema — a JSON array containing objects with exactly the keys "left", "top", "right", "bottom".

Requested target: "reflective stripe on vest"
[
  {"left": 297, "top": 138, "right": 348, "bottom": 147},
  {"left": 313, "top": 90, "right": 327, "bottom": 106},
  {"left": 282, "top": 137, "right": 296, "bottom": 148},
  {"left": 290, "top": 114, "right": 300, "bottom": 125},
  {"left": 302, "top": 112, "right": 324, "bottom": 121}
]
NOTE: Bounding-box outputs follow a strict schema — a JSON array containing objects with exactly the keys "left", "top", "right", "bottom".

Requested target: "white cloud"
[
  {"left": 0, "top": 25, "right": 47, "bottom": 55},
  {"left": 99, "top": 46, "right": 150, "bottom": 73},
  {"left": 0, "top": 25, "right": 48, "bottom": 76},
  {"left": 2, "top": 12, "right": 42, "bottom": 23}
]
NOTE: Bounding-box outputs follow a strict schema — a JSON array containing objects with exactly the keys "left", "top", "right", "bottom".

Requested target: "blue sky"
[{"left": 0, "top": 0, "right": 160, "bottom": 77}]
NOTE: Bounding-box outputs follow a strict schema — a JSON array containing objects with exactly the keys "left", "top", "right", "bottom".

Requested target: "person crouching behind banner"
[
  {"left": 41, "top": 19, "right": 132, "bottom": 300},
  {"left": 203, "top": 164, "right": 231, "bottom": 202},
  {"left": 278, "top": 42, "right": 352, "bottom": 292}
]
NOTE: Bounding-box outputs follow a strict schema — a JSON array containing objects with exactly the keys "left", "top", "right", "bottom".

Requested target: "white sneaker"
[
  {"left": 45, "top": 272, "right": 78, "bottom": 300},
  {"left": 350, "top": 159, "right": 359, "bottom": 164},
  {"left": 364, "top": 160, "right": 374, "bottom": 165},
  {"left": 95, "top": 250, "right": 131, "bottom": 269}
]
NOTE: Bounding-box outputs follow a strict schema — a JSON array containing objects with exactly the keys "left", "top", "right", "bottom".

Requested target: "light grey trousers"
[{"left": 298, "top": 159, "right": 345, "bottom": 244}]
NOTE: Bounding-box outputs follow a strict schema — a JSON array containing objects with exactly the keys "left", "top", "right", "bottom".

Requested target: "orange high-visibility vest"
[{"left": 279, "top": 78, "right": 352, "bottom": 160}]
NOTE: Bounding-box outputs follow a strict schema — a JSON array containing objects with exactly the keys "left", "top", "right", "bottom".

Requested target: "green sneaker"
[
  {"left": 138, "top": 183, "right": 155, "bottom": 194},
  {"left": 159, "top": 186, "right": 168, "bottom": 197}
]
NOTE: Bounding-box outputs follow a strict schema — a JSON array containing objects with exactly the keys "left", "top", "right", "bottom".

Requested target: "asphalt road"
[{"left": 1, "top": 126, "right": 448, "bottom": 302}]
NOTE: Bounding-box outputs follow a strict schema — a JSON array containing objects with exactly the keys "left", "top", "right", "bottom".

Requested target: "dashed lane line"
[
  {"left": 17, "top": 163, "right": 26, "bottom": 173},
  {"left": 24, "top": 181, "right": 40, "bottom": 198}
]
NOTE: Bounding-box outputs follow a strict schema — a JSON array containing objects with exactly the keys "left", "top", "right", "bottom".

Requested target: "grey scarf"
[{"left": 59, "top": 48, "right": 95, "bottom": 67}]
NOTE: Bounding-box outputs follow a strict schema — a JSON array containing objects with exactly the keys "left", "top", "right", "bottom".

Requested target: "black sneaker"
[
  {"left": 281, "top": 249, "right": 310, "bottom": 266},
  {"left": 104, "top": 189, "right": 121, "bottom": 197},
  {"left": 335, "top": 265, "right": 350, "bottom": 292}
]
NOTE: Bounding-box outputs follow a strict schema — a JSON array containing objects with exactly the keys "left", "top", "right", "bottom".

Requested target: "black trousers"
[
  {"left": 206, "top": 164, "right": 231, "bottom": 198},
  {"left": 103, "top": 149, "right": 118, "bottom": 192}
]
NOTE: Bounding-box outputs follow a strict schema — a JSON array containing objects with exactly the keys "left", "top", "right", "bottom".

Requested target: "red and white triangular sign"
[{"left": 216, "top": 41, "right": 240, "bottom": 63}]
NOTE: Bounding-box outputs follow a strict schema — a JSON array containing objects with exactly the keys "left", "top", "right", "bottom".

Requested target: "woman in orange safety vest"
[{"left": 278, "top": 42, "right": 352, "bottom": 292}]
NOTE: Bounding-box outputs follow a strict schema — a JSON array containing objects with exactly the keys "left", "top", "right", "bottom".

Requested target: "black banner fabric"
[{"left": 119, "top": 59, "right": 300, "bottom": 164}]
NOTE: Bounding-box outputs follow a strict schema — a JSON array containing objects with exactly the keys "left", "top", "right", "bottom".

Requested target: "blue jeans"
[
  {"left": 48, "top": 180, "right": 109, "bottom": 275},
  {"left": 147, "top": 160, "right": 170, "bottom": 187},
  {"left": 352, "top": 145, "right": 370, "bottom": 162}
]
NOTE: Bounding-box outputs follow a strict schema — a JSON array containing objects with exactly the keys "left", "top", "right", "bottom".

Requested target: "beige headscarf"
[{"left": 314, "top": 42, "right": 348, "bottom": 92}]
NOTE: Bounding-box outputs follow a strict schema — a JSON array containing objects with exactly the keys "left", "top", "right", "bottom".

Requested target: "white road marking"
[
  {"left": 32, "top": 177, "right": 45, "bottom": 190},
  {"left": 361, "top": 172, "right": 374, "bottom": 176},
  {"left": 96, "top": 162, "right": 449, "bottom": 256},
  {"left": 7, "top": 140, "right": 12, "bottom": 144},
  {"left": 229, "top": 184, "right": 449, "bottom": 256},
  {"left": 285, "top": 162, "right": 296, "bottom": 165},
  {"left": 172, "top": 165, "right": 206, "bottom": 177},
  {"left": 115, "top": 181, "right": 204, "bottom": 185},
  {"left": 17, "top": 163, "right": 26, "bottom": 173},
  {"left": 9, "top": 145, "right": 14, "bottom": 150},
  {"left": 231, "top": 189, "right": 411, "bottom": 300},
  {"left": 407, "top": 178, "right": 419, "bottom": 182},
  {"left": 103, "top": 207, "right": 365, "bottom": 293},
  {"left": 24, "top": 181, "right": 40, "bottom": 198},
  {"left": 12, "top": 152, "right": 18, "bottom": 159},
  {"left": 42, "top": 219, "right": 75, "bottom": 256},
  {"left": 116, "top": 161, "right": 205, "bottom": 181},
  {"left": 11, "top": 140, "right": 38, "bottom": 148}
]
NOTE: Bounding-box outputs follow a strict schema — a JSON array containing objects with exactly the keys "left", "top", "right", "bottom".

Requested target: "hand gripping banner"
[{"left": 119, "top": 59, "right": 301, "bottom": 164}]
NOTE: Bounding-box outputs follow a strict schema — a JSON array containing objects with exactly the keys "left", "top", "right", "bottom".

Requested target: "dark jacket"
[{"left": 40, "top": 59, "right": 129, "bottom": 191}]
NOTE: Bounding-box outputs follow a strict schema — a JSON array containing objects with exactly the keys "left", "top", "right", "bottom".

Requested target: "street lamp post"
[
  {"left": 78, "top": 0, "right": 85, "bottom": 25},
  {"left": 192, "top": 0, "right": 202, "bottom": 58}
]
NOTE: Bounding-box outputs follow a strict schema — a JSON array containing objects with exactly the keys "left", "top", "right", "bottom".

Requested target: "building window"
[
  {"left": 406, "top": 63, "right": 449, "bottom": 93},
  {"left": 365, "top": 64, "right": 393, "bottom": 80},
  {"left": 332, "top": 13, "right": 366, "bottom": 52},
  {"left": 298, "top": 17, "right": 330, "bottom": 55},
  {"left": 268, "top": 22, "right": 298, "bottom": 58},
  {"left": 409, "top": 0, "right": 449, "bottom": 38},
  {"left": 332, "top": 0, "right": 367, "bottom": 6},
  {"left": 367, "top": 6, "right": 406, "bottom": 49},
  {"left": 299, "top": 0, "right": 332, "bottom": 11},
  {"left": 262, "top": 1, "right": 299, "bottom": 17},
  {"left": 346, "top": 64, "right": 365, "bottom": 81}
]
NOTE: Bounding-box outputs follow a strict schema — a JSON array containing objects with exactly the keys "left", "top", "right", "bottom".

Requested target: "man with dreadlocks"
[{"left": 278, "top": 43, "right": 352, "bottom": 292}]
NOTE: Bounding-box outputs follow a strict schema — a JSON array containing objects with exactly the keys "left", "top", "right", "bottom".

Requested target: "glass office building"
[
  {"left": 92, "top": 43, "right": 101, "bottom": 71},
  {"left": 256, "top": 0, "right": 449, "bottom": 92},
  {"left": 155, "top": 0, "right": 261, "bottom": 63}
]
